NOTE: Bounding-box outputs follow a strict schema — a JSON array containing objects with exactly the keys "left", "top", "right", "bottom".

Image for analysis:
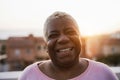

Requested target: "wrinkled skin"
[{"left": 45, "top": 18, "right": 82, "bottom": 68}]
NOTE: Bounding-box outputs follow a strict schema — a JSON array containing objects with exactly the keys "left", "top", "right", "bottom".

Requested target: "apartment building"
[{"left": 6, "top": 34, "right": 49, "bottom": 71}]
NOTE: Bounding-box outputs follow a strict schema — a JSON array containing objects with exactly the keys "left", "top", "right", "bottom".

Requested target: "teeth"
[{"left": 59, "top": 48, "right": 71, "bottom": 52}]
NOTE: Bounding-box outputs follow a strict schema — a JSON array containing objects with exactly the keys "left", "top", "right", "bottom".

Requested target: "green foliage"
[
  {"left": 0, "top": 45, "right": 6, "bottom": 55},
  {"left": 97, "top": 53, "right": 120, "bottom": 66}
]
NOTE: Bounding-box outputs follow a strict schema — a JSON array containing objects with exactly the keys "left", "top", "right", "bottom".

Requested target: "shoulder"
[
  {"left": 22, "top": 62, "right": 39, "bottom": 73},
  {"left": 23, "top": 60, "right": 50, "bottom": 72},
  {"left": 88, "top": 59, "right": 111, "bottom": 71},
  {"left": 18, "top": 60, "right": 50, "bottom": 80},
  {"left": 87, "top": 59, "right": 111, "bottom": 72},
  {"left": 18, "top": 62, "right": 39, "bottom": 80},
  {"left": 86, "top": 59, "right": 118, "bottom": 80}
]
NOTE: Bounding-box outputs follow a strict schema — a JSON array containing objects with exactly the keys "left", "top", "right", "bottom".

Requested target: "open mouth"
[
  {"left": 56, "top": 47, "right": 73, "bottom": 58},
  {"left": 57, "top": 48, "right": 73, "bottom": 52}
]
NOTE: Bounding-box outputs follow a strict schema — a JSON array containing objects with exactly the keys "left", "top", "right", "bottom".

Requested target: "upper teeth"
[{"left": 59, "top": 48, "right": 71, "bottom": 52}]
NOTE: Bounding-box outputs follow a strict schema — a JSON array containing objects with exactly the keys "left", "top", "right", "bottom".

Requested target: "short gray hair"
[{"left": 43, "top": 11, "right": 80, "bottom": 41}]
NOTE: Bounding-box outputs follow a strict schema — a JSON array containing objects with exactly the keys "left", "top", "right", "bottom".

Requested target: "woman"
[{"left": 19, "top": 11, "right": 118, "bottom": 80}]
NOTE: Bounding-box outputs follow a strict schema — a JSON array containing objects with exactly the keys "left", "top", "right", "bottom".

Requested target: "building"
[
  {"left": 103, "top": 32, "right": 120, "bottom": 56},
  {"left": 6, "top": 34, "right": 49, "bottom": 71},
  {"left": 85, "top": 31, "right": 120, "bottom": 59}
]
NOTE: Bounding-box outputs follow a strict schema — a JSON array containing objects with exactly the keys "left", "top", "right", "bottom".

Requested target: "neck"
[
  {"left": 50, "top": 59, "right": 80, "bottom": 72},
  {"left": 48, "top": 58, "right": 88, "bottom": 79}
]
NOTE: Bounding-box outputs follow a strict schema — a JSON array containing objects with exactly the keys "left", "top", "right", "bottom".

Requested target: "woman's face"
[{"left": 45, "top": 18, "right": 82, "bottom": 67}]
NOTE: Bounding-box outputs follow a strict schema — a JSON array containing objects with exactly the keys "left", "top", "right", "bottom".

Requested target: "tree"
[{"left": 1, "top": 45, "right": 6, "bottom": 55}]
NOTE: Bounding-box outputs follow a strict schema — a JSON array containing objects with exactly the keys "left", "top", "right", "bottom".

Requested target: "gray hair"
[{"left": 43, "top": 11, "right": 80, "bottom": 41}]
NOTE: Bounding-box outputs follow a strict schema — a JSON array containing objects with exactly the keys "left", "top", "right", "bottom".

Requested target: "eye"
[
  {"left": 66, "top": 30, "right": 77, "bottom": 35},
  {"left": 48, "top": 33, "right": 59, "bottom": 40}
]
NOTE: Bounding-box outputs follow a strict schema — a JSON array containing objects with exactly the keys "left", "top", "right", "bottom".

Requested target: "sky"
[{"left": 0, "top": 0, "right": 120, "bottom": 39}]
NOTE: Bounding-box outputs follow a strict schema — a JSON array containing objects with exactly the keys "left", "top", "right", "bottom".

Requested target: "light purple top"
[{"left": 19, "top": 59, "right": 118, "bottom": 80}]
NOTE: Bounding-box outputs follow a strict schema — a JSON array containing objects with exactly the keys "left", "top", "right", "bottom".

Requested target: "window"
[
  {"left": 37, "top": 46, "right": 41, "bottom": 50},
  {"left": 14, "top": 49, "right": 20, "bottom": 56},
  {"left": 26, "top": 49, "right": 31, "bottom": 54}
]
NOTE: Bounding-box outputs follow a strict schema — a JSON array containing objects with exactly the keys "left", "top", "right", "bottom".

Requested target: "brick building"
[
  {"left": 103, "top": 32, "right": 120, "bottom": 56},
  {"left": 6, "top": 34, "right": 49, "bottom": 71}
]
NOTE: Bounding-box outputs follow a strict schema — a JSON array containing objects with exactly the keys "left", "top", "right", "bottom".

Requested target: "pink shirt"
[{"left": 19, "top": 59, "right": 118, "bottom": 80}]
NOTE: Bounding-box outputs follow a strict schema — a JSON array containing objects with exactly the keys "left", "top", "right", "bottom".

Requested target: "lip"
[
  {"left": 55, "top": 47, "right": 73, "bottom": 58},
  {"left": 56, "top": 47, "right": 73, "bottom": 52},
  {"left": 55, "top": 46, "right": 73, "bottom": 52}
]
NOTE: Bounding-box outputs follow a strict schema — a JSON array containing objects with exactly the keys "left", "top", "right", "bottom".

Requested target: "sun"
[{"left": 79, "top": 26, "right": 98, "bottom": 37}]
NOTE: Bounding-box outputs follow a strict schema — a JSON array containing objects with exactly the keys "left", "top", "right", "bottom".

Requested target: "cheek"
[
  {"left": 69, "top": 36, "right": 81, "bottom": 52},
  {"left": 47, "top": 39, "right": 57, "bottom": 57}
]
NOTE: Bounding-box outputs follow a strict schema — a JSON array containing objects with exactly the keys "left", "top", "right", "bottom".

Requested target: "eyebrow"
[
  {"left": 48, "top": 30, "right": 59, "bottom": 35},
  {"left": 64, "top": 27, "right": 76, "bottom": 31}
]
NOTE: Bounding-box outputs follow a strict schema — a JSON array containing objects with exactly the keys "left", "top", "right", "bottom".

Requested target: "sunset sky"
[{"left": 0, "top": 0, "right": 120, "bottom": 39}]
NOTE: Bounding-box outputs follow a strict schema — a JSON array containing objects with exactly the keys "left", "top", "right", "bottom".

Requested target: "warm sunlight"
[
  {"left": 0, "top": 0, "right": 120, "bottom": 39},
  {"left": 0, "top": 1, "right": 120, "bottom": 79}
]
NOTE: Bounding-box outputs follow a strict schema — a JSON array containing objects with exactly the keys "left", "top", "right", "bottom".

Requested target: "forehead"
[{"left": 46, "top": 18, "right": 78, "bottom": 32}]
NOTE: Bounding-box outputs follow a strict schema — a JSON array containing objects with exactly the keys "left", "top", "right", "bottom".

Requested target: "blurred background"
[{"left": 0, "top": 0, "right": 120, "bottom": 79}]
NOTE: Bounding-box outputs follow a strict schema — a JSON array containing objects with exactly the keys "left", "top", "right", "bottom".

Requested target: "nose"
[{"left": 57, "top": 34, "right": 69, "bottom": 44}]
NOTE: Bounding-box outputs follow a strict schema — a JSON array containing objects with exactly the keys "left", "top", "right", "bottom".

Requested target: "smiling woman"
[{"left": 18, "top": 11, "right": 118, "bottom": 80}]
